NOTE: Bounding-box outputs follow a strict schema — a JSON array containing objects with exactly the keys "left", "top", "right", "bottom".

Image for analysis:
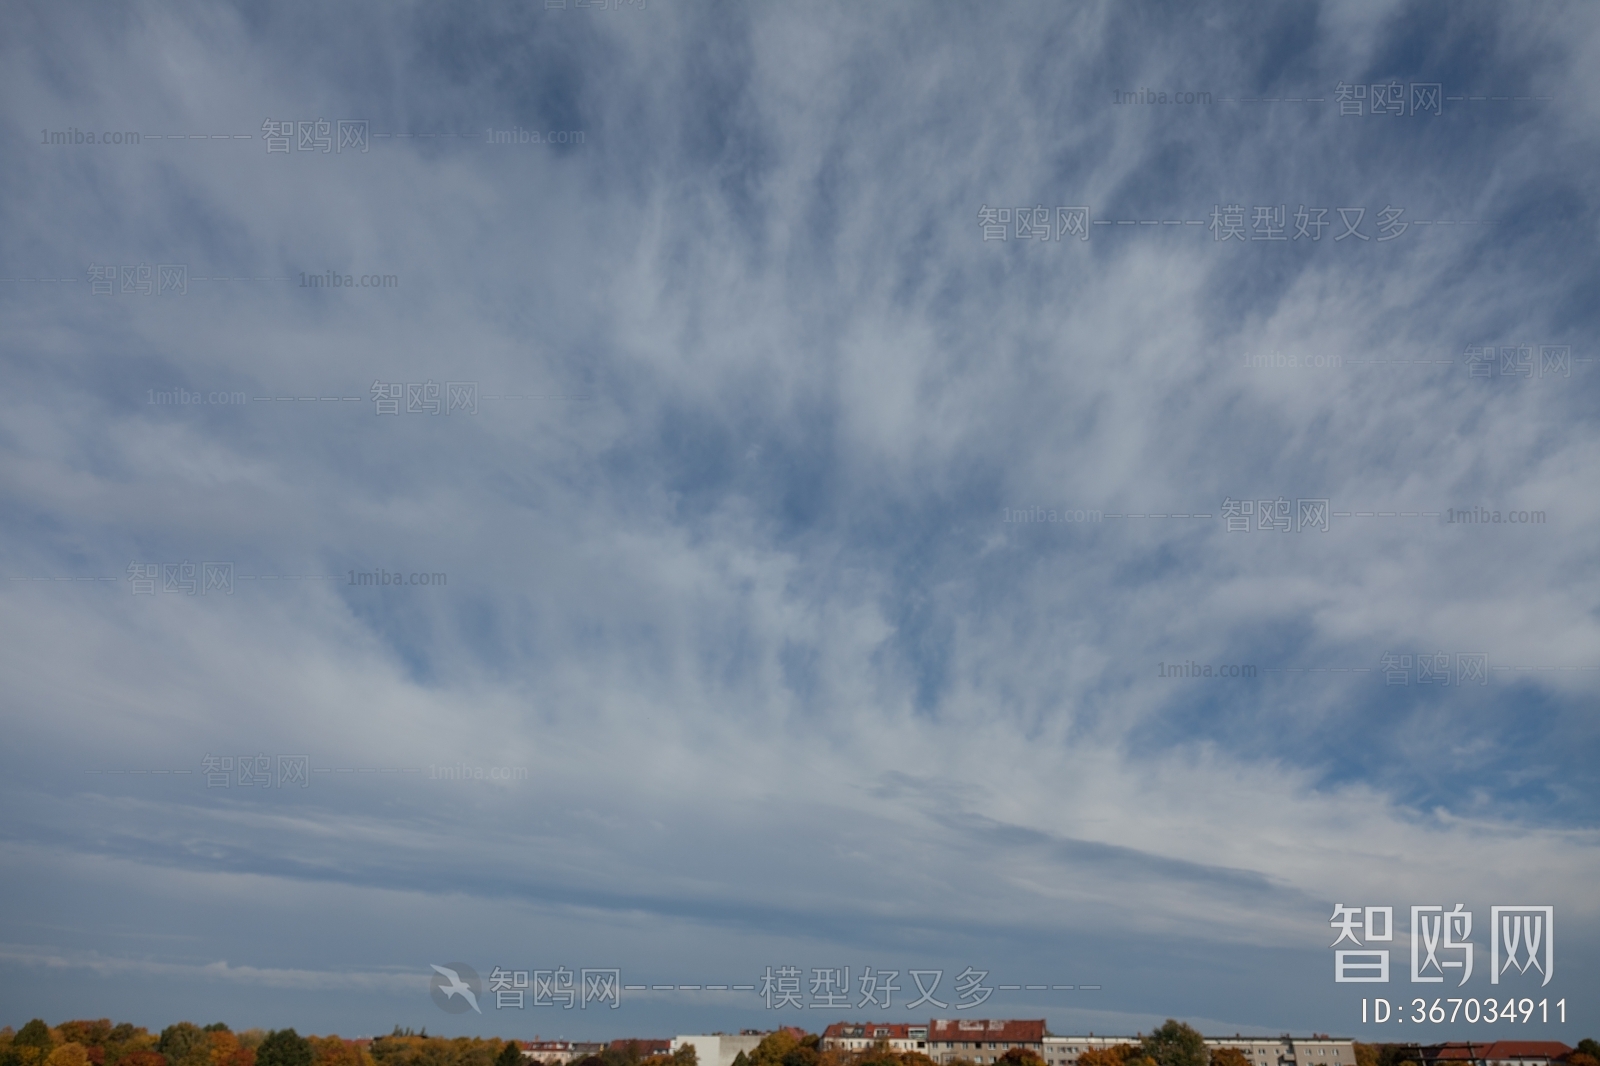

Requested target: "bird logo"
[{"left": 430, "top": 962, "right": 483, "bottom": 1013}]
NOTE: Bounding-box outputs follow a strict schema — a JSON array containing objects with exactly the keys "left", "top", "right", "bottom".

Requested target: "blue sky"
[{"left": 2, "top": 0, "right": 1598, "bottom": 1045}]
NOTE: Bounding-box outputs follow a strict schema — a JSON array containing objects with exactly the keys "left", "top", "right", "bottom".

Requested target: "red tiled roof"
[
  {"left": 1429, "top": 1045, "right": 1572, "bottom": 1063},
  {"left": 1479, "top": 1045, "right": 1573, "bottom": 1060},
  {"left": 824, "top": 1024, "right": 917, "bottom": 1040},
  {"left": 928, "top": 1021, "right": 1046, "bottom": 1043}
]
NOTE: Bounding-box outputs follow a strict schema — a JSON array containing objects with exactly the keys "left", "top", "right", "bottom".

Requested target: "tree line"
[
  {"left": 5, "top": 1019, "right": 1596, "bottom": 1066},
  {"left": 0, "top": 1022, "right": 533, "bottom": 1066}
]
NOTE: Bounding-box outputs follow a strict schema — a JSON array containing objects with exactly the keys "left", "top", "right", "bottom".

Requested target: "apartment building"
[
  {"left": 522, "top": 1042, "right": 579, "bottom": 1065},
  {"left": 1036, "top": 1035, "right": 1356, "bottom": 1066},
  {"left": 924, "top": 1019, "right": 1047, "bottom": 1064},
  {"left": 1042, "top": 1036, "right": 1139, "bottom": 1066},
  {"left": 1208, "top": 1036, "right": 1356, "bottom": 1066},
  {"left": 821, "top": 1023, "right": 931, "bottom": 1054}
]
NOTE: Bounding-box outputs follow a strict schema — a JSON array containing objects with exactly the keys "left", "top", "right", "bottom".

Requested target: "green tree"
[
  {"left": 1375, "top": 1047, "right": 1417, "bottom": 1066},
  {"left": 103, "top": 1029, "right": 159, "bottom": 1066},
  {"left": 16, "top": 1022, "right": 54, "bottom": 1049},
  {"left": 12, "top": 1021, "right": 57, "bottom": 1066},
  {"left": 371, "top": 1035, "right": 497, "bottom": 1066},
  {"left": 1576, "top": 1044, "right": 1600, "bottom": 1064},
  {"left": 159, "top": 1026, "right": 211, "bottom": 1066},
  {"left": 495, "top": 1047, "right": 522, "bottom": 1066},
  {"left": 256, "top": 1033, "right": 311, "bottom": 1066},
  {"left": 1140, "top": 1023, "right": 1207, "bottom": 1066},
  {"left": 670, "top": 1049, "right": 696, "bottom": 1066}
]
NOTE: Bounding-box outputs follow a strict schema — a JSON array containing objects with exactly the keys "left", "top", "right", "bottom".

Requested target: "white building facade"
[
  {"left": 670, "top": 1035, "right": 767, "bottom": 1066},
  {"left": 1038, "top": 1037, "right": 1356, "bottom": 1066}
]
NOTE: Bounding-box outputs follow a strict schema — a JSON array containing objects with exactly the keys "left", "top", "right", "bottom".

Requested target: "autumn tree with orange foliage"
[
  {"left": 307, "top": 1038, "right": 369, "bottom": 1066},
  {"left": 997, "top": 1051, "right": 1045, "bottom": 1066},
  {"left": 204, "top": 1030, "right": 253, "bottom": 1066},
  {"left": 845, "top": 1044, "right": 937, "bottom": 1066},
  {"left": 1077, "top": 1047, "right": 1139, "bottom": 1066}
]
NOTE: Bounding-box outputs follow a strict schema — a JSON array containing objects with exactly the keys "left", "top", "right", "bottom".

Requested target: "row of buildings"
[
  {"left": 814, "top": 1022, "right": 1357, "bottom": 1066},
  {"left": 1393, "top": 1046, "right": 1581, "bottom": 1066},
  {"left": 516, "top": 1027, "right": 1576, "bottom": 1066},
  {"left": 522, "top": 1040, "right": 676, "bottom": 1064}
]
